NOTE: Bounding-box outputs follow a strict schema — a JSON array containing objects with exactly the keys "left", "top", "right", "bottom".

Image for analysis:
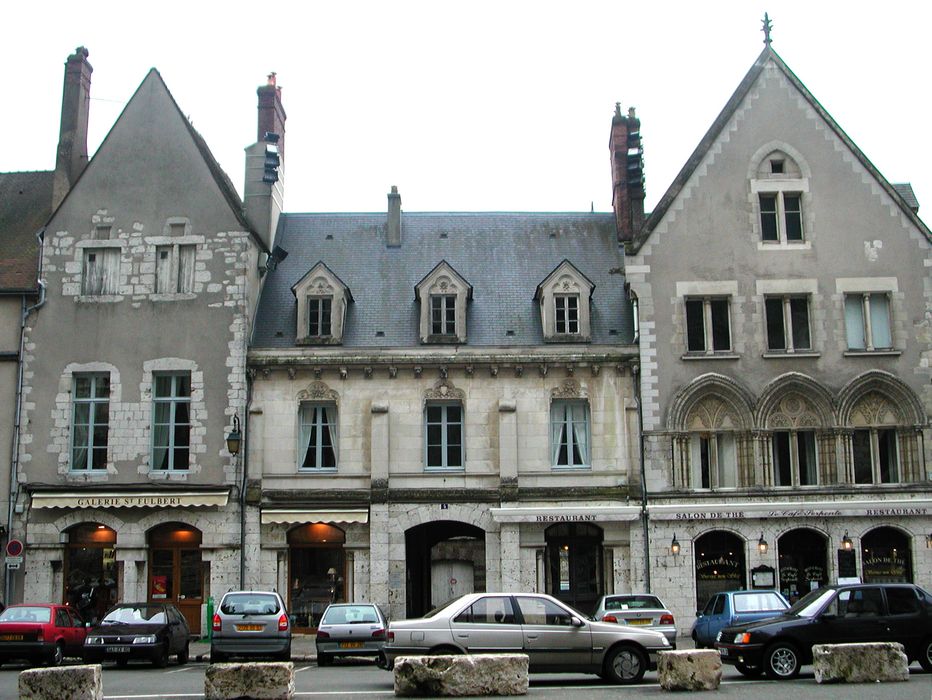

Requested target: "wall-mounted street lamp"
[
  {"left": 927, "top": 533, "right": 932, "bottom": 549},
  {"left": 670, "top": 534, "right": 681, "bottom": 556},
  {"left": 757, "top": 533, "right": 768, "bottom": 555},
  {"left": 226, "top": 414, "right": 242, "bottom": 456},
  {"left": 841, "top": 530, "right": 853, "bottom": 551}
]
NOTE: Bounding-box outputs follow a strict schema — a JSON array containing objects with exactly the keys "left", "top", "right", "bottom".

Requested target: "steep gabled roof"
[
  {"left": 0, "top": 171, "right": 52, "bottom": 291},
  {"left": 630, "top": 47, "right": 931, "bottom": 253}
]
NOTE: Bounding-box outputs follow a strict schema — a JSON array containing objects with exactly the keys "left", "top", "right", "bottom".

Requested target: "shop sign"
[
  {"left": 150, "top": 575, "right": 169, "bottom": 599},
  {"left": 804, "top": 566, "right": 825, "bottom": 582},
  {"left": 863, "top": 556, "right": 907, "bottom": 578},
  {"left": 696, "top": 557, "right": 741, "bottom": 581},
  {"left": 534, "top": 514, "right": 597, "bottom": 523},
  {"left": 31, "top": 491, "right": 229, "bottom": 509},
  {"left": 655, "top": 504, "right": 929, "bottom": 521}
]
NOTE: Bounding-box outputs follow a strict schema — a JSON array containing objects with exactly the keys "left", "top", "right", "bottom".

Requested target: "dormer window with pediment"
[
  {"left": 535, "top": 260, "right": 594, "bottom": 342},
  {"left": 749, "top": 145, "right": 811, "bottom": 247},
  {"left": 415, "top": 261, "right": 472, "bottom": 344},
  {"left": 291, "top": 262, "right": 352, "bottom": 345}
]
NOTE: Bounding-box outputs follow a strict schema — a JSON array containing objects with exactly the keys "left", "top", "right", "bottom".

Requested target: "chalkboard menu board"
[{"left": 837, "top": 549, "right": 857, "bottom": 579}]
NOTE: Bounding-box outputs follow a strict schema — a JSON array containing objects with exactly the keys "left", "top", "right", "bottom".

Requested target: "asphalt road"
[{"left": 0, "top": 658, "right": 929, "bottom": 699}]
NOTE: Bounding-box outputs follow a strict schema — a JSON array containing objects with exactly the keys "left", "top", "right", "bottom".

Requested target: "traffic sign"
[
  {"left": 5, "top": 556, "right": 22, "bottom": 569},
  {"left": 5, "top": 539, "right": 23, "bottom": 557}
]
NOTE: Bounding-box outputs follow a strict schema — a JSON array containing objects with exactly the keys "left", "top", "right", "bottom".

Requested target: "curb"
[{"left": 194, "top": 653, "right": 317, "bottom": 663}]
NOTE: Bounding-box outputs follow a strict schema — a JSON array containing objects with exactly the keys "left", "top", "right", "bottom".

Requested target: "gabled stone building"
[{"left": 621, "top": 39, "right": 931, "bottom": 632}]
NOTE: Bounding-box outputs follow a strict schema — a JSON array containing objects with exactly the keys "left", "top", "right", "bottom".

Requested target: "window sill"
[
  {"left": 843, "top": 350, "right": 901, "bottom": 357},
  {"left": 551, "top": 465, "right": 592, "bottom": 472},
  {"left": 77, "top": 294, "right": 122, "bottom": 303},
  {"left": 422, "top": 335, "right": 465, "bottom": 344},
  {"left": 150, "top": 293, "right": 197, "bottom": 302},
  {"left": 681, "top": 352, "right": 740, "bottom": 361},
  {"left": 757, "top": 241, "right": 811, "bottom": 251},
  {"left": 66, "top": 470, "right": 109, "bottom": 478},
  {"left": 762, "top": 351, "right": 821, "bottom": 359},
  {"left": 148, "top": 470, "right": 190, "bottom": 478},
  {"left": 544, "top": 334, "right": 592, "bottom": 344},
  {"left": 424, "top": 467, "right": 466, "bottom": 473},
  {"left": 297, "top": 467, "right": 338, "bottom": 474}
]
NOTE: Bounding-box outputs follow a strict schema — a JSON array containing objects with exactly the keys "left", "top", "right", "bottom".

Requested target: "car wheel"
[
  {"left": 48, "top": 642, "right": 64, "bottom": 667},
  {"left": 210, "top": 649, "right": 227, "bottom": 663},
  {"left": 429, "top": 646, "right": 462, "bottom": 656},
  {"left": 177, "top": 642, "right": 189, "bottom": 665},
  {"left": 317, "top": 653, "right": 332, "bottom": 667},
  {"left": 603, "top": 644, "right": 647, "bottom": 685},
  {"left": 764, "top": 642, "right": 800, "bottom": 680},
  {"left": 276, "top": 644, "right": 291, "bottom": 662},
  {"left": 152, "top": 642, "right": 170, "bottom": 668},
  {"left": 919, "top": 637, "right": 932, "bottom": 673},
  {"left": 735, "top": 661, "right": 763, "bottom": 678}
]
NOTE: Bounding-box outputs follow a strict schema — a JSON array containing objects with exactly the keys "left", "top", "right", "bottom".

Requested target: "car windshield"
[
  {"left": 733, "top": 592, "right": 788, "bottom": 613},
  {"left": 101, "top": 605, "right": 166, "bottom": 625},
  {"left": 221, "top": 593, "right": 279, "bottom": 615},
  {"left": 604, "top": 596, "right": 663, "bottom": 610},
  {"left": 322, "top": 605, "right": 380, "bottom": 624},
  {"left": 786, "top": 588, "right": 835, "bottom": 618},
  {"left": 0, "top": 606, "right": 51, "bottom": 623}
]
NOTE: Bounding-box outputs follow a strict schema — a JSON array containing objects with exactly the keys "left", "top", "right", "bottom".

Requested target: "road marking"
[{"left": 165, "top": 665, "right": 197, "bottom": 674}]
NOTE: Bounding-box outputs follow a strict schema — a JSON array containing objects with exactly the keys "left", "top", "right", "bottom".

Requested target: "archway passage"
[
  {"left": 777, "top": 528, "right": 827, "bottom": 603},
  {"left": 544, "top": 523, "right": 604, "bottom": 614},
  {"left": 147, "top": 523, "right": 203, "bottom": 634},
  {"left": 862, "top": 527, "right": 912, "bottom": 583},
  {"left": 405, "top": 521, "right": 486, "bottom": 618},
  {"left": 694, "top": 531, "right": 746, "bottom": 611},
  {"left": 288, "top": 523, "right": 346, "bottom": 632},
  {"left": 63, "top": 523, "right": 117, "bottom": 624}
]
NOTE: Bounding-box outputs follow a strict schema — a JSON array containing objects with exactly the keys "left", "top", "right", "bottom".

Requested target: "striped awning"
[{"left": 260, "top": 509, "right": 369, "bottom": 525}]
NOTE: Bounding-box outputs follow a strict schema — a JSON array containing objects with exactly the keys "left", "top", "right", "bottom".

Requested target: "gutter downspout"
[
  {"left": 239, "top": 380, "right": 251, "bottom": 590},
  {"left": 7, "top": 228, "right": 47, "bottom": 602},
  {"left": 632, "top": 361, "right": 651, "bottom": 593}
]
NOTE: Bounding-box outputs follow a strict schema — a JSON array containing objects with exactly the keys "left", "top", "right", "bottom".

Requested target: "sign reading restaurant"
[{"left": 648, "top": 501, "right": 931, "bottom": 521}]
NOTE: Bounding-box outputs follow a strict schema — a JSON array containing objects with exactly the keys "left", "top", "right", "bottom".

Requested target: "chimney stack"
[
  {"left": 387, "top": 186, "right": 402, "bottom": 247},
  {"left": 244, "top": 73, "right": 286, "bottom": 252},
  {"left": 53, "top": 46, "right": 93, "bottom": 209},
  {"left": 609, "top": 103, "right": 646, "bottom": 242}
]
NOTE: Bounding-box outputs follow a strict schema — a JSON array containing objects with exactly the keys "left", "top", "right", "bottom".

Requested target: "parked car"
[
  {"left": 316, "top": 602, "right": 388, "bottom": 666},
  {"left": 211, "top": 590, "right": 291, "bottom": 662},
  {"left": 715, "top": 583, "right": 932, "bottom": 679},
  {"left": 691, "top": 590, "right": 789, "bottom": 648},
  {"left": 83, "top": 602, "right": 190, "bottom": 667},
  {"left": 382, "top": 592, "right": 672, "bottom": 684},
  {"left": 0, "top": 604, "right": 87, "bottom": 667},
  {"left": 593, "top": 594, "right": 677, "bottom": 647}
]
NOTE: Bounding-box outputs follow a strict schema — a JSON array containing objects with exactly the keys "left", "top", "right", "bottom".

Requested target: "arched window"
[
  {"left": 861, "top": 527, "right": 912, "bottom": 583},
  {"left": 749, "top": 145, "right": 811, "bottom": 246},
  {"left": 777, "top": 528, "right": 827, "bottom": 602},
  {"left": 694, "top": 531, "right": 745, "bottom": 610}
]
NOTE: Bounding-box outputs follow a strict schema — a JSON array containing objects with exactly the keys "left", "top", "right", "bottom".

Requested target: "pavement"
[{"left": 190, "top": 633, "right": 318, "bottom": 662}]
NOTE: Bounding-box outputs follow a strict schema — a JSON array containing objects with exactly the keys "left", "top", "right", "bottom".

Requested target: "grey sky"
[{"left": 4, "top": 1, "right": 929, "bottom": 216}]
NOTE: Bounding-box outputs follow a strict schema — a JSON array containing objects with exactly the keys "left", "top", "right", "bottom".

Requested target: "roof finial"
[{"left": 762, "top": 12, "right": 773, "bottom": 46}]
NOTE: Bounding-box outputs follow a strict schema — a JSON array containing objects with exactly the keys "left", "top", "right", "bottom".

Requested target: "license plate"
[
  {"left": 339, "top": 642, "right": 364, "bottom": 649},
  {"left": 719, "top": 648, "right": 728, "bottom": 657},
  {"left": 627, "top": 619, "right": 651, "bottom": 625},
  {"left": 106, "top": 645, "right": 131, "bottom": 653},
  {"left": 236, "top": 624, "right": 263, "bottom": 632},
  {"left": 0, "top": 634, "right": 23, "bottom": 641}
]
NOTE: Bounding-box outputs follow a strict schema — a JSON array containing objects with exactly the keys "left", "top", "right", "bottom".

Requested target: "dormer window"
[
  {"left": 292, "top": 262, "right": 352, "bottom": 345},
  {"left": 535, "top": 260, "right": 594, "bottom": 342},
  {"left": 750, "top": 148, "right": 810, "bottom": 247},
  {"left": 415, "top": 261, "right": 472, "bottom": 344}
]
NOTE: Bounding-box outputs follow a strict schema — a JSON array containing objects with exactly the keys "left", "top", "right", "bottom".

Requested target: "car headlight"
[
  {"left": 733, "top": 632, "right": 751, "bottom": 644},
  {"left": 85, "top": 637, "right": 103, "bottom": 645},
  {"left": 133, "top": 635, "right": 157, "bottom": 644}
]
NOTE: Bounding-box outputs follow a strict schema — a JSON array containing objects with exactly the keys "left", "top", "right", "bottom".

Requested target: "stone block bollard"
[
  {"left": 204, "top": 661, "right": 295, "bottom": 700},
  {"left": 813, "top": 642, "right": 909, "bottom": 684},
  {"left": 657, "top": 649, "right": 722, "bottom": 691},
  {"left": 393, "top": 654, "right": 529, "bottom": 696},
  {"left": 19, "top": 664, "right": 103, "bottom": 700}
]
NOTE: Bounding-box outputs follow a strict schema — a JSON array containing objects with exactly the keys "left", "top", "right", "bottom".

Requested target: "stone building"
[
  {"left": 622, "top": 39, "right": 932, "bottom": 633},
  {"left": 247, "top": 196, "right": 640, "bottom": 626},
  {"left": 14, "top": 60, "right": 274, "bottom": 632}
]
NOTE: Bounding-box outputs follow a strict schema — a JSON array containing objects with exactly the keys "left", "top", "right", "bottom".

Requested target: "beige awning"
[
  {"left": 30, "top": 491, "right": 229, "bottom": 509},
  {"left": 260, "top": 509, "right": 369, "bottom": 525}
]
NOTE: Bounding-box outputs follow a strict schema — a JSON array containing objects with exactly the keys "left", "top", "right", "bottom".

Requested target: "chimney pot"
[
  {"left": 52, "top": 46, "right": 93, "bottom": 209},
  {"left": 387, "top": 187, "right": 402, "bottom": 247}
]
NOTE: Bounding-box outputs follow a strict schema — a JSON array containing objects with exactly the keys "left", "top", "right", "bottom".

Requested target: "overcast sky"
[{"left": 4, "top": 2, "right": 930, "bottom": 217}]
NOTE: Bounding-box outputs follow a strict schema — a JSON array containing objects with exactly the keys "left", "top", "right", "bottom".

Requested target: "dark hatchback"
[
  {"left": 84, "top": 603, "right": 191, "bottom": 667},
  {"left": 715, "top": 583, "right": 932, "bottom": 679}
]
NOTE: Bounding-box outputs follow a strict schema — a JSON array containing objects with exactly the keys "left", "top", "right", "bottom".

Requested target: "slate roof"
[
  {"left": 893, "top": 183, "right": 919, "bottom": 213},
  {"left": 252, "top": 212, "right": 634, "bottom": 349},
  {"left": 0, "top": 171, "right": 51, "bottom": 291},
  {"left": 630, "top": 47, "right": 931, "bottom": 252}
]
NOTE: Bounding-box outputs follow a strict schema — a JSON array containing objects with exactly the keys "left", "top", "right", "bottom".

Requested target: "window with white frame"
[
  {"left": 844, "top": 293, "right": 892, "bottom": 351},
  {"left": 71, "top": 374, "right": 109, "bottom": 471},
  {"left": 689, "top": 433, "right": 737, "bottom": 489},
  {"left": 765, "top": 295, "right": 811, "bottom": 352},
  {"left": 425, "top": 403, "right": 463, "bottom": 469},
  {"left": 550, "top": 400, "right": 590, "bottom": 468},
  {"left": 555, "top": 294, "right": 580, "bottom": 334},
  {"left": 155, "top": 244, "right": 195, "bottom": 294},
  {"left": 151, "top": 373, "right": 191, "bottom": 471},
  {"left": 852, "top": 428, "right": 899, "bottom": 484},
  {"left": 298, "top": 403, "right": 337, "bottom": 469},
  {"left": 772, "top": 430, "right": 818, "bottom": 486},
  {"left": 307, "top": 297, "right": 333, "bottom": 338},
  {"left": 82, "top": 248, "right": 120, "bottom": 295},
  {"left": 685, "top": 297, "right": 731, "bottom": 353},
  {"left": 759, "top": 192, "right": 803, "bottom": 242},
  {"left": 430, "top": 295, "right": 456, "bottom": 336}
]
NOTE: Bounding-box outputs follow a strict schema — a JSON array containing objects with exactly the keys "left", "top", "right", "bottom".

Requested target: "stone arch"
[
  {"left": 52, "top": 509, "right": 128, "bottom": 536},
  {"left": 295, "top": 380, "right": 339, "bottom": 404},
  {"left": 550, "top": 378, "right": 588, "bottom": 400},
  {"left": 747, "top": 140, "right": 812, "bottom": 180},
  {"left": 424, "top": 378, "right": 465, "bottom": 403},
  {"left": 667, "top": 373, "right": 755, "bottom": 432},
  {"left": 756, "top": 373, "right": 835, "bottom": 429},
  {"left": 838, "top": 370, "right": 925, "bottom": 426},
  {"left": 393, "top": 503, "right": 495, "bottom": 535}
]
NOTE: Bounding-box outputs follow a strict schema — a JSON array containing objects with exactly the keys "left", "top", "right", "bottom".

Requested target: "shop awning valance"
[
  {"left": 490, "top": 506, "right": 641, "bottom": 523},
  {"left": 647, "top": 499, "right": 932, "bottom": 521},
  {"left": 260, "top": 509, "right": 369, "bottom": 525},
  {"left": 30, "top": 491, "right": 229, "bottom": 509}
]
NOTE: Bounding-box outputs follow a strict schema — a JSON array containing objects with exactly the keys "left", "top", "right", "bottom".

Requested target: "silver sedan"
[
  {"left": 592, "top": 593, "right": 678, "bottom": 646},
  {"left": 382, "top": 592, "right": 671, "bottom": 684}
]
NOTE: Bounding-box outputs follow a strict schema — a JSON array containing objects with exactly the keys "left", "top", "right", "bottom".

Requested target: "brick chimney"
[
  {"left": 244, "top": 73, "right": 286, "bottom": 252},
  {"left": 609, "top": 103, "right": 645, "bottom": 242},
  {"left": 387, "top": 186, "right": 402, "bottom": 247},
  {"left": 52, "top": 46, "right": 93, "bottom": 209}
]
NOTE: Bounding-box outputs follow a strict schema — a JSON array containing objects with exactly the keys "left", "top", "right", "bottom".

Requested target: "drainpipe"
[
  {"left": 239, "top": 381, "right": 251, "bottom": 590},
  {"left": 632, "top": 361, "right": 651, "bottom": 593},
  {"left": 7, "top": 228, "right": 47, "bottom": 602}
]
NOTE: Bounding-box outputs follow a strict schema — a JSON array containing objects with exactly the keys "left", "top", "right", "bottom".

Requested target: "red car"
[{"left": 0, "top": 604, "right": 87, "bottom": 666}]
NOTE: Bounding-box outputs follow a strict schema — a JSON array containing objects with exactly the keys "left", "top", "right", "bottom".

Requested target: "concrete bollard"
[
  {"left": 18, "top": 664, "right": 103, "bottom": 700},
  {"left": 813, "top": 643, "right": 909, "bottom": 684},
  {"left": 657, "top": 649, "right": 722, "bottom": 691},
  {"left": 393, "top": 654, "right": 529, "bottom": 696},
  {"left": 204, "top": 661, "right": 296, "bottom": 699}
]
